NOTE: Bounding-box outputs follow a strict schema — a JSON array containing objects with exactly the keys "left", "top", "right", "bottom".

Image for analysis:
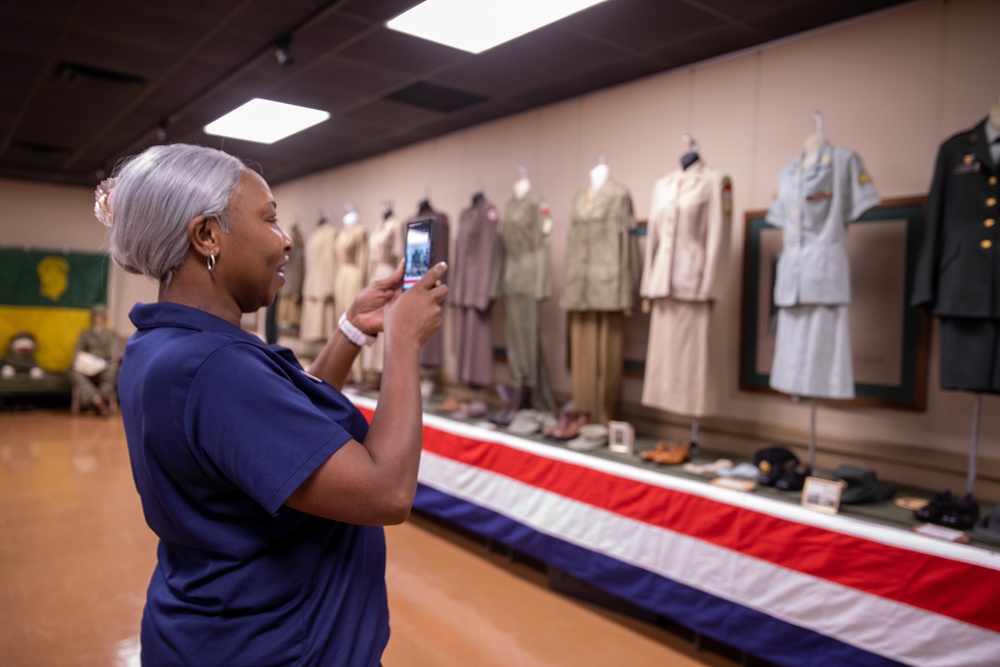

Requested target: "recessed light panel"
[
  {"left": 387, "top": 0, "right": 610, "bottom": 54},
  {"left": 204, "top": 98, "right": 330, "bottom": 144}
]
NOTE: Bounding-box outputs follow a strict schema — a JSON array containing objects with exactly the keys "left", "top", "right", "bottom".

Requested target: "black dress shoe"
[
  {"left": 914, "top": 489, "right": 955, "bottom": 523},
  {"left": 939, "top": 492, "right": 980, "bottom": 529}
]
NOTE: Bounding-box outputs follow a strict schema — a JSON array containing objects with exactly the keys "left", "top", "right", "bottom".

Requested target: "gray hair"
[{"left": 105, "top": 144, "right": 245, "bottom": 282}]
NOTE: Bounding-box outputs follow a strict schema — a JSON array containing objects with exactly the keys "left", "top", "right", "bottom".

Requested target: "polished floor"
[{"left": 0, "top": 408, "right": 752, "bottom": 667}]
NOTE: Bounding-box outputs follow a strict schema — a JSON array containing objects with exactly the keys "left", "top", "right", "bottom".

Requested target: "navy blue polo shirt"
[{"left": 119, "top": 302, "right": 388, "bottom": 667}]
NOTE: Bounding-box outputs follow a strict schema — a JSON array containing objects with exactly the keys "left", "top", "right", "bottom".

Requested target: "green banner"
[
  {"left": 0, "top": 248, "right": 108, "bottom": 308},
  {"left": 0, "top": 248, "right": 109, "bottom": 371}
]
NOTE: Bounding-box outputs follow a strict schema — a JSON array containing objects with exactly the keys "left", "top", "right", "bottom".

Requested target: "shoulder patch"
[{"left": 858, "top": 172, "right": 873, "bottom": 185}]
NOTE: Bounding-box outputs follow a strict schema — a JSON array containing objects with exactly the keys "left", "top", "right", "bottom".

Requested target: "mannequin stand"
[
  {"left": 690, "top": 417, "right": 700, "bottom": 456},
  {"left": 808, "top": 398, "right": 817, "bottom": 472},
  {"left": 967, "top": 393, "right": 981, "bottom": 495}
]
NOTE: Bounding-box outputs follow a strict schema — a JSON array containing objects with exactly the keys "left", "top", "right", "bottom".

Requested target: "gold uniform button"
[
  {"left": 982, "top": 239, "right": 993, "bottom": 249},
  {"left": 986, "top": 218, "right": 996, "bottom": 228},
  {"left": 990, "top": 176, "right": 998, "bottom": 186},
  {"left": 988, "top": 197, "right": 998, "bottom": 207},
  {"left": 794, "top": 243, "right": 801, "bottom": 250}
]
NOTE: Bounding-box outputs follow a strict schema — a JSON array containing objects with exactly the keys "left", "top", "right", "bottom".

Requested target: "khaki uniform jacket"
[
  {"left": 490, "top": 191, "right": 551, "bottom": 300},
  {"left": 641, "top": 162, "right": 731, "bottom": 302},
  {"left": 560, "top": 179, "right": 641, "bottom": 312}
]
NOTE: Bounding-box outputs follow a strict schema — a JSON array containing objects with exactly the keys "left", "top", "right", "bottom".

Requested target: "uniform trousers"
[
  {"left": 569, "top": 311, "right": 624, "bottom": 423},
  {"left": 504, "top": 295, "right": 555, "bottom": 412},
  {"left": 70, "top": 367, "right": 116, "bottom": 408},
  {"left": 939, "top": 317, "right": 1000, "bottom": 394}
]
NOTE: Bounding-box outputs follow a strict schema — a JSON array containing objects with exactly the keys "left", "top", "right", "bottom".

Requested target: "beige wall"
[{"left": 3, "top": 0, "right": 999, "bottom": 498}]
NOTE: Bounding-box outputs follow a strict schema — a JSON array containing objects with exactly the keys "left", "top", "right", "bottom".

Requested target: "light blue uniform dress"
[{"left": 766, "top": 142, "right": 880, "bottom": 399}]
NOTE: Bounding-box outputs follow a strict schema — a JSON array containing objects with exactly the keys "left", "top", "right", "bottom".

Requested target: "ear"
[{"left": 187, "top": 215, "right": 220, "bottom": 260}]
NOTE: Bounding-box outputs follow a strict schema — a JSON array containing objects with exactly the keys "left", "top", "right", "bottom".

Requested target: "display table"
[{"left": 351, "top": 395, "right": 1000, "bottom": 667}]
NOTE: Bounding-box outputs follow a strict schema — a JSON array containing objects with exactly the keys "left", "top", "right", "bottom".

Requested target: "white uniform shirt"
[{"left": 766, "top": 142, "right": 880, "bottom": 306}]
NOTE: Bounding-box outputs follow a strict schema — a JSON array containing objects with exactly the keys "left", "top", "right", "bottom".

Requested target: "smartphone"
[{"left": 403, "top": 218, "right": 434, "bottom": 291}]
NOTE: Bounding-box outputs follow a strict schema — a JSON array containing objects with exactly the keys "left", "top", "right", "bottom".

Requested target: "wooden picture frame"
[
  {"left": 802, "top": 476, "right": 846, "bottom": 514},
  {"left": 739, "top": 196, "right": 931, "bottom": 411}
]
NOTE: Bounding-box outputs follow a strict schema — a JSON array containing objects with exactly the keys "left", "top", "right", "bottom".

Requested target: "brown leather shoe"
[
  {"left": 545, "top": 410, "right": 590, "bottom": 440},
  {"left": 652, "top": 440, "right": 690, "bottom": 465},
  {"left": 640, "top": 442, "right": 667, "bottom": 461}
]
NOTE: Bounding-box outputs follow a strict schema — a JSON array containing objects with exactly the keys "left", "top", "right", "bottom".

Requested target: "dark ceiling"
[{"left": 1, "top": 0, "right": 909, "bottom": 189}]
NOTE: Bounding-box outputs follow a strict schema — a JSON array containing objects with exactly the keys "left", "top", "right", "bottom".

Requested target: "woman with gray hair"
[{"left": 97, "top": 143, "right": 448, "bottom": 666}]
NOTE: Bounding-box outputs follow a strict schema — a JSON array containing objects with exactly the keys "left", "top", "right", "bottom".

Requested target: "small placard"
[
  {"left": 913, "top": 523, "right": 970, "bottom": 544},
  {"left": 710, "top": 477, "right": 757, "bottom": 492},
  {"left": 607, "top": 420, "right": 634, "bottom": 455},
  {"left": 801, "top": 476, "right": 846, "bottom": 514}
]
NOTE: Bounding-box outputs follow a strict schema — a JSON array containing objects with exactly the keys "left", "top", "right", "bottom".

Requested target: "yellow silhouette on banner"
[{"left": 37, "top": 256, "right": 70, "bottom": 302}]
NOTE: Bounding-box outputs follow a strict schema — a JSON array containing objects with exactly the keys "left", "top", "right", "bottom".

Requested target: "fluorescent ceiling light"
[
  {"left": 387, "top": 0, "right": 610, "bottom": 54},
  {"left": 204, "top": 98, "right": 329, "bottom": 144}
]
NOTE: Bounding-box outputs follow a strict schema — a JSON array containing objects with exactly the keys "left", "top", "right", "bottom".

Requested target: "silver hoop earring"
[{"left": 207, "top": 250, "right": 216, "bottom": 272}]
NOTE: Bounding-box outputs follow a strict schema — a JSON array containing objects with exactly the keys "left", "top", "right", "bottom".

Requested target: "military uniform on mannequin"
[
  {"left": 446, "top": 191, "right": 501, "bottom": 417},
  {"left": 913, "top": 104, "right": 1000, "bottom": 393},
  {"left": 299, "top": 212, "right": 338, "bottom": 342},
  {"left": 910, "top": 100, "right": 1000, "bottom": 529},
  {"left": 557, "top": 158, "right": 641, "bottom": 429},
  {"left": 333, "top": 206, "right": 368, "bottom": 383},
  {"left": 490, "top": 171, "right": 556, "bottom": 422},
  {"left": 766, "top": 130, "right": 880, "bottom": 400},
  {"left": 277, "top": 224, "right": 305, "bottom": 332},
  {"left": 640, "top": 141, "right": 732, "bottom": 421},
  {"left": 405, "top": 197, "right": 450, "bottom": 373},
  {"left": 360, "top": 203, "right": 400, "bottom": 390}
]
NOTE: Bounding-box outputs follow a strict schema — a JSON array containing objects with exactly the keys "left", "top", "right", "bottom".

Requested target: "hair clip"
[{"left": 94, "top": 177, "right": 116, "bottom": 227}]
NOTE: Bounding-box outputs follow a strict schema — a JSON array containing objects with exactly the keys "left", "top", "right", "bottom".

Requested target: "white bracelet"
[{"left": 338, "top": 312, "right": 376, "bottom": 347}]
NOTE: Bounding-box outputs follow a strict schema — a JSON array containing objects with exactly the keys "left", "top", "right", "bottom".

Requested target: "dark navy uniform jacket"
[{"left": 913, "top": 118, "right": 1000, "bottom": 318}]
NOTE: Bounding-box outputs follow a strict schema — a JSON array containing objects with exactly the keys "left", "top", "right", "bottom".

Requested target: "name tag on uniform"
[
  {"left": 806, "top": 191, "right": 833, "bottom": 202},
  {"left": 956, "top": 154, "right": 981, "bottom": 174}
]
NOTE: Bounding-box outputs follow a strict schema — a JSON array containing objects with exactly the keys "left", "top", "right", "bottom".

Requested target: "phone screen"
[{"left": 403, "top": 218, "right": 433, "bottom": 291}]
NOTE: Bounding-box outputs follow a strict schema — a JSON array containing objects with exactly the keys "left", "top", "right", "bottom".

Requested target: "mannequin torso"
[
  {"left": 802, "top": 131, "right": 825, "bottom": 169},
  {"left": 590, "top": 163, "right": 609, "bottom": 191}
]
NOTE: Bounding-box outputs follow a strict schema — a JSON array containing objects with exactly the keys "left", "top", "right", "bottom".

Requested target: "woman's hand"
[
  {"left": 345, "top": 261, "right": 405, "bottom": 335},
  {"left": 383, "top": 262, "right": 449, "bottom": 348}
]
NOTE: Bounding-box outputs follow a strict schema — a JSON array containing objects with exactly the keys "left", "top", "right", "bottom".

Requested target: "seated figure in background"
[{"left": 71, "top": 304, "right": 118, "bottom": 416}]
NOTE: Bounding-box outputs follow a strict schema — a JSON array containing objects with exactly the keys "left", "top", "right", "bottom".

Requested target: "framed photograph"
[
  {"left": 608, "top": 420, "right": 635, "bottom": 455},
  {"left": 739, "top": 197, "right": 931, "bottom": 411},
  {"left": 801, "top": 477, "right": 846, "bottom": 514}
]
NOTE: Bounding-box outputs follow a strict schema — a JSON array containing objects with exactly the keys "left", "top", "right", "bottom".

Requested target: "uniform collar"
[
  {"left": 799, "top": 140, "right": 832, "bottom": 174},
  {"left": 971, "top": 117, "right": 996, "bottom": 171},
  {"left": 129, "top": 301, "right": 263, "bottom": 344}
]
